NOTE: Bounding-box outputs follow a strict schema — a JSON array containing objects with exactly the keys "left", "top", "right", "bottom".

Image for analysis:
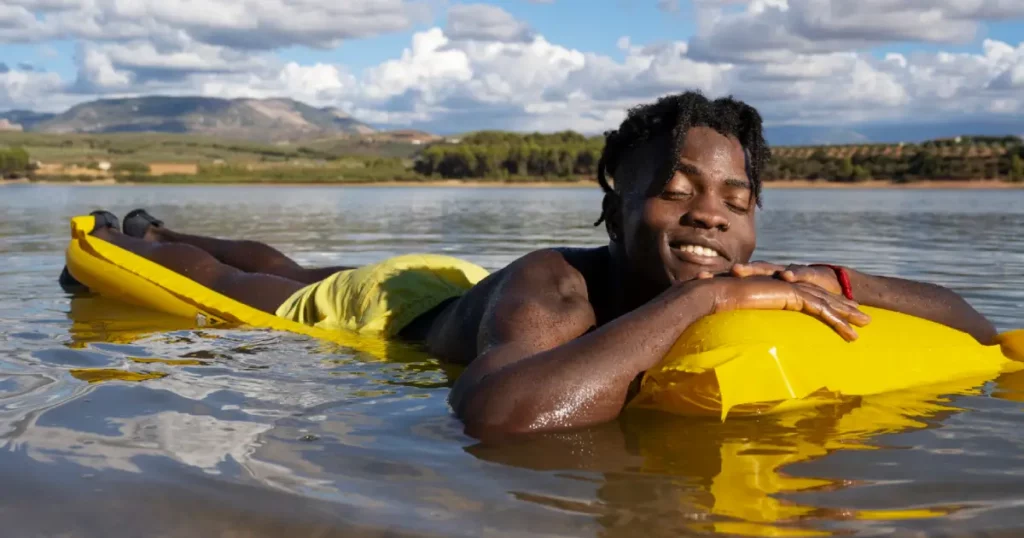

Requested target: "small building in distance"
[{"left": 0, "top": 119, "right": 23, "bottom": 132}]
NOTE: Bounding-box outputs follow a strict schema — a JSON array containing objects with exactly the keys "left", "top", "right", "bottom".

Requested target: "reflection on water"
[{"left": 2, "top": 184, "right": 1024, "bottom": 537}]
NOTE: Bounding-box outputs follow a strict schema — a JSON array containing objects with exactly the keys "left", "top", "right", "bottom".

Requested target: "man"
[{"left": 60, "top": 92, "right": 997, "bottom": 439}]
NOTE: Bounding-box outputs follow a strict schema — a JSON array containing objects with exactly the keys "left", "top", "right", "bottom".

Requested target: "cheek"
[
  {"left": 623, "top": 200, "right": 669, "bottom": 257},
  {"left": 637, "top": 199, "right": 677, "bottom": 233},
  {"left": 734, "top": 216, "right": 757, "bottom": 260}
]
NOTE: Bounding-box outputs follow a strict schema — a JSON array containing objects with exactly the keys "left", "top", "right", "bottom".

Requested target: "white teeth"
[{"left": 678, "top": 244, "right": 720, "bottom": 258}]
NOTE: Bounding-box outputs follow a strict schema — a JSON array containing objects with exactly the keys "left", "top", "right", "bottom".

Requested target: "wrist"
[
  {"left": 811, "top": 264, "right": 855, "bottom": 300},
  {"left": 676, "top": 278, "right": 722, "bottom": 316}
]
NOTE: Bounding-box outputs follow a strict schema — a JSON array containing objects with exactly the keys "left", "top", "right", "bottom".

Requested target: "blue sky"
[{"left": 1, "top": 0, "right": 1023, "bottom": 138}]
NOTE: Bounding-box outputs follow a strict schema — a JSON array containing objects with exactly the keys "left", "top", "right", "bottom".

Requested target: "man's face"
[{"left": 611, "top": 126, "right": 757, "bottom": 289}]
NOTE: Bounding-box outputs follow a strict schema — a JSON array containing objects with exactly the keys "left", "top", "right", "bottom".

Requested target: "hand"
[
  {"left": 699, "top": 261, "right": 843, "bottom": 296},
  {"left": 693, "top": 275, "right": 870, "bottom": 341}
]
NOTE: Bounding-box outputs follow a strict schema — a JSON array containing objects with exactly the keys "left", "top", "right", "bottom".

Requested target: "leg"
[
  {"left": 93, "top": 227, "right": 305, "bottom": 314},
  {"left": 147, "top": 227, "right": 350, "bottom": 285}
]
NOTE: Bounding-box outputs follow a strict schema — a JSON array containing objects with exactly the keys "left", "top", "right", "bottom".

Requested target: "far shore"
[{"left": 2, "top": 177, "right": 1023, "bottom": 190}]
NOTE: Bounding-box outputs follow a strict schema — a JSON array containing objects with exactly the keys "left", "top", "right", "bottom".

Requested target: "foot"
[
  {"left": 123, "top": 209, "right": 164, "bottom": 241},
  {"left": 59, "top": 210, "right": 121, "bottom": 294}
]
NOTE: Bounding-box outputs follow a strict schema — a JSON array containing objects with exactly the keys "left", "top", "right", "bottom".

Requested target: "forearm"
[
  {"left": 455, "top": 285, "right": 711, "bottom": 437},
  {"left": 847, "top": 269, "right": 997, "bottom": 344}
]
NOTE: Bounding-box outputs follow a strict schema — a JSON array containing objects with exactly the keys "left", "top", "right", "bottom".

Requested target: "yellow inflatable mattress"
[{"left": 64, "top": 214, "right": 1024, "bottom": 419}]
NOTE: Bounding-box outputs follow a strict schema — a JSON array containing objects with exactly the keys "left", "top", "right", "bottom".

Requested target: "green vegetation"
[
  {"left": 416, "top": 132, "right": 1024, "bottom": 184},
  {"left": 0, "top": 146, "right": 31, "bottom": 178},
  {"left": 3, "top": 131, "right": 1023, "bottom": 186},
  {"left": 414, "top": 131, "right": 603, "bottom": 180},
  {"left": 141, "top": 157, "right": 421, "bottom": 184},
  {"left": 0, "top": 131, "right": 420, "bottom": 165},
  {"left": 767, "top": 136, "right": 1024, "bottom": 183}
]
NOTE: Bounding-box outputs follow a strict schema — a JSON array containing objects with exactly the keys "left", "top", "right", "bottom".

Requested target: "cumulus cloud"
[
  {"left": 1, "top": 0, "right": 1023, "bottom": 136},
  {"left": 1, "top": 0, "right": 429, "bottom": 49},
  {"left": 0, "top": 68, "right": 66, "bottom": 110},
  {"left": 445, "top": 4, "right": 535, "bottom": 43},
  {"left": 0, "top": 4, "right": 47, "bottom": 42},
  {"left": 689, "top": 0, "right": 1024, "bottom": 63}
]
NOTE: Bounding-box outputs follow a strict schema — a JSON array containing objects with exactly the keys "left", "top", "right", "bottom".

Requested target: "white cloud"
[
  {"left": 2, "top": 0, "right": 429, "bottom": 49},
  {"left": 196, "top": 62, "right": 357, "bottom": 107},
  {"left": 0, "top": 68, "right": 66, "bottom": 110},
  {"left": 446, "top": 4, "right": 535, "bottom": 43},
  {"left": 1, "top": 0, "right": 1023, "bottom": 136},
  {"left": 0, "top": 4, "right": 47, "bottom": 42},
  {"left": 689, "top": 0, "right": 1024, "bottom": 62},
  {"left": 76, "top": 46, "right": 133, "bottom": 91}
]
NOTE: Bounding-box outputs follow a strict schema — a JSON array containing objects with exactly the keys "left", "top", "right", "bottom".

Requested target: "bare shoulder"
[
  {"left": 498, "top": 249, "right": 591, "bottom": 302},
  {"left": 425, "top": 249, "right": 596, "bottom": 363}
]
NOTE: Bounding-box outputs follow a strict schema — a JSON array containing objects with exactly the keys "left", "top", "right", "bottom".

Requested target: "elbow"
[
  {"left": 973, "top": 322, "right": 999, "bottom": 346},
  {"left": 455, "top": 386, "right": 539, "bottom": 440}
]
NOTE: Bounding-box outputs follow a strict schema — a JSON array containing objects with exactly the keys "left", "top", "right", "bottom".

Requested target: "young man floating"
[{"left": 59, "top": 91, "right": 996, "bottom": 438}]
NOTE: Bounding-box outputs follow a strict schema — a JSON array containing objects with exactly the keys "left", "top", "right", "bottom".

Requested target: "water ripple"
[{"left": 0, "top": 184, "right": 1022, "bottom": 537}]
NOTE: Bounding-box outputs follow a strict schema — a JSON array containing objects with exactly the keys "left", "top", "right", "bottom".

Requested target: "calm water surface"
[{"left": 1, "top": 184, "right": 1024, "bottom": 537}]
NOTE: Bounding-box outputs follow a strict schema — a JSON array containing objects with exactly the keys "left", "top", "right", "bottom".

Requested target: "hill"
[
  {"left": 10, "top": 97, "right": 376, "bottom": 142},
  {"left": 0, "top": 110, "right": 57, "bottom": 131}
]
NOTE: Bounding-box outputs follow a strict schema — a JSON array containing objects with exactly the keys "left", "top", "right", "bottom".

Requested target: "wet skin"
[
  {"left": 430, "top": 127, "right": 995, "bottom": 439},
  {"left": 82, "top": 127, "right": 999, "bottom": 440}
]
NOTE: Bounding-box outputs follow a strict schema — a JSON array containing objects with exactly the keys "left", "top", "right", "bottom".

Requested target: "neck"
[{"left": 606, "top": 244, "right": 664, "bottom": 318}]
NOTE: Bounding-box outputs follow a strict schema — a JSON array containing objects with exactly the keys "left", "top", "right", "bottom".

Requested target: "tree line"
[
  {"left": 414, "top": 132, "right": 1024, "bottom": 183},
  {"left": 7, "top": 132, "right": 1024, "bottom": 184},
  {"left": 413, "top": 131, "right": 604, "bottom": 179}
]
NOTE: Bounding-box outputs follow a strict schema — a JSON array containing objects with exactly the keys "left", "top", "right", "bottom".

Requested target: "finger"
[
  {"left": 796, "top": 282, "right": 859, "bottom": 309},
  {"left": 797, "top": 289, "right": 859, "bottom": 341},
  {"left": 811, "top": 288, "right": 871, "bottom": 327},
  {"left": 783, "top": 265, "right": 823, "bottom": 284},
  {"left": 731, "top": 264, "right": 754, "bottom": 277},
  {"left": 832, "top": 298, "right": 871, "bottom": 326},
  {"left": 697, "top": 271, "right": 714, "bottom": 279},
  {"left": 806, "top": 297, "right": 856, "bottom": 340},
  {"left": 732, "top": 262, "right": 781, "bottom": 278}
]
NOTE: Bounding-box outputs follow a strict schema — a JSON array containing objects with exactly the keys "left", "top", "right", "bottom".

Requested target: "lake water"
[{"left": 2, "top": 184, "right": 1024, "bottom": 537}]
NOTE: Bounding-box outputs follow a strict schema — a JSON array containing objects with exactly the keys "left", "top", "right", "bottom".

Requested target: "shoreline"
[
  {"left": 2, "top": 178, "right": 1022, "bottom": 190},
  {"left": 762, "top": 179, "right": 1024, "bottom": 190}
]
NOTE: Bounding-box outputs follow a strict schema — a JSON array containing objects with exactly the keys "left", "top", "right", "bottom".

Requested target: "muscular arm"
[
  {"left": 846, "top": 269, "right": 997, "bottom": 344},
  {"left": 446, "top": 250, "right": 866, "bottom": 439},
  {"left": 447, "top": 251, "right": 716, "bottom": 439},
  {"left": 732, "top": 262, "right": 998, "bottom": 345}
]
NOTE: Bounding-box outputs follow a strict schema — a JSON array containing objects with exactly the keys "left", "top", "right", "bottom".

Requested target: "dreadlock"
[{"left": 594, "top": 91, "right": 771, "bottom": 226}]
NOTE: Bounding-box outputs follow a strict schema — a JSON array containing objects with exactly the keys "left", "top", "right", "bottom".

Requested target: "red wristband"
[{"left": 811, "top": 264, "right": 855, "bottom": 301}]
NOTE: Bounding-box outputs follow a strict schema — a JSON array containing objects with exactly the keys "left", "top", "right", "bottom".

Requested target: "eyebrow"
[{"left": 674, "top": 162, "right": 751, "bottom": 191}]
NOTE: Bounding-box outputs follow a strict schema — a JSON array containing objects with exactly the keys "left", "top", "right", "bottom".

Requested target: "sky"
[{"left": 1, "top": 0, "right": 1023, "bottom": 136}]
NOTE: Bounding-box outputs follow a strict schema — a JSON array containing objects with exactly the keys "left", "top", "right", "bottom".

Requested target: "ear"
[{"left": 602, "top": 192, "right": 623, "bottom": 243}]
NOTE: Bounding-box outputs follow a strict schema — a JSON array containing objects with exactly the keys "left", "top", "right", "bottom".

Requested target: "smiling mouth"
[{"left": 670, "top": 242, "right": 726, "bottom": 264}]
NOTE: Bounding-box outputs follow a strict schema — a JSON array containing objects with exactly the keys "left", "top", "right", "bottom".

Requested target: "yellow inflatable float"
[{"left": 64, "top": 214, "right": 1024, "bottom": 420}]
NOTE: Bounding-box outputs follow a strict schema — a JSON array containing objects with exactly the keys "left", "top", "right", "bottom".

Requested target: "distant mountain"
[
  {"left": 12, "top": 96, "right": 376, "bottom": 141},
  {"left": 0, "top": 110, "right": 57, "bottom": 131}
]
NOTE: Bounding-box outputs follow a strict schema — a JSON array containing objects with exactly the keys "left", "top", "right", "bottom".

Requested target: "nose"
[{"left": 680, "top": 196, "right": 730, "bottom": 231}]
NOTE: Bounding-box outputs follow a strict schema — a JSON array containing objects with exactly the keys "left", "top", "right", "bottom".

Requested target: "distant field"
[
  {"left": 1, "top": 131, "right": 1022, "bottom": 185},
  {"left": 0, "top": 131, "right": 422, "bottom": 165}
]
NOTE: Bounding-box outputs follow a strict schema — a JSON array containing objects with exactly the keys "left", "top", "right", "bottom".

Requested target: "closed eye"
[
  {"left": 661, "top": 190, "right": 693, "bottom": 200},
  {"left": 725, "top": 201, "right": 749, "bottom": 214}
]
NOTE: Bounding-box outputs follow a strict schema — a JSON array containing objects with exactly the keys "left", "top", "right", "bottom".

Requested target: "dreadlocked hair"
[{"left": 594, "top": 91, "right": 771, "bottom": 226}]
